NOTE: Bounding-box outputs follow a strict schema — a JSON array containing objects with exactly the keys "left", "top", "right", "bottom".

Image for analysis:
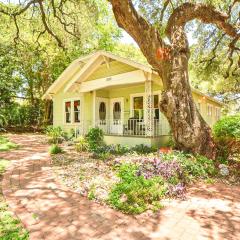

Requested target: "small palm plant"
[{"left": 45, "top": 126, "right": 66, "bottom": 144}]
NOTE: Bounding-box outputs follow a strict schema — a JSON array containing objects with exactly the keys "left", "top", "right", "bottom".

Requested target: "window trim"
[
  {"left": 207, "top": 104, "right": 213, "bottom": 116},
  {"left": 215, "top": 106, "right": 221, "bottom": 120},
  {"left": 197, "top": 101, "right": 201, "bottom": 112},
  {"left": 63, "top": 97, "right": 83, "bottom": 125},
  {"left": 130, "top": 91, "right": 161, "bottom": 121},
  {"left": 73, "top": 100, "right": 81, "bottom": 123}
]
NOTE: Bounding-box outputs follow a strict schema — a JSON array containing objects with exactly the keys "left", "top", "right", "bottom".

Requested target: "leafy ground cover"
[
  {"left": 0, "top": 159, "right": 29, "bottom": 240},
  {"left": 50, "top": 126, "right": 239, "bottom": 215},
  {"left": 0, "top": 136, "right": 18, "bottom": 152},
  {"left": 51, "top": 146, "right": 239, "bottom": 215}
]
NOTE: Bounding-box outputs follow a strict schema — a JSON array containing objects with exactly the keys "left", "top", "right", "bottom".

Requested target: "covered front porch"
[
  {"left": 75, "top": 81, "right": 171, "bottom": 138},
  {"left": 63, "top": 51, "right": 170, "bottom": 140}
]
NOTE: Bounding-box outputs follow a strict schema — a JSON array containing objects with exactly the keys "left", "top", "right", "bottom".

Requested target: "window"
[
  {"left": 74, "top": 100, "right": 80, "bottom": 123},
  {"left": 207, "top": 104, "right": 213, "bottom": 116},
  {"left": 64, "top": 99, "right": 81, "bottom": 124},
  {"left": 99, "top": 102, "right": 106, "bottom": 121},
  {"left": 113, "top": 102, "right": 121, "bottom": 120},
  {"left": 65, "top": 101, "right": 71, "bottom": 123},
  {"left": 197, "top": 102, "right": 201, "bottom": 112},
  {"left": 215, "top": 107, "right": 221, "bottom": 120},
  {"left": 154, "top": 95, "right": 160, "bottom": 120},
  {"left": 133, "top": 96, "right": 144, "bottom": 119}
]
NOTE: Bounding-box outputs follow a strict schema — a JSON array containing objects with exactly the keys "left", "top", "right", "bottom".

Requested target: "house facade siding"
[{"left": 45, "top": 51, "right": 222, "bottom": 147}]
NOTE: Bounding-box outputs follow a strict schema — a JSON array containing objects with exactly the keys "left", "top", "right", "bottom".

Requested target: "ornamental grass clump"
[
  {"left": 45, "top": 126, "right": 67, "bottom": 144},
  {"left": 74, "top": 136, "right": 89, "bottom": 152},
  {"left": 49, "top": 144, "right": 63, "bottom": 155}
]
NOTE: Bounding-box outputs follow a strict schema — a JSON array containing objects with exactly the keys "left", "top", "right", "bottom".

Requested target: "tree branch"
[
  {"left": 166, "top": 2, "right": 239, "bottom": 77},
  {"left": 37, "top": 0, "right": 64, "bottom": 49},
  {"left": 109, "top": 0, "right": 168, "bottom": 70},
  {"left": 166, "top": 3, "right": 238, "bottom": 38},
  {"left": 50, "top": 0, "right": 80, "bottom": 39},
  {"left": 159, "top": 0, "right": 171, "bottom": 23}
]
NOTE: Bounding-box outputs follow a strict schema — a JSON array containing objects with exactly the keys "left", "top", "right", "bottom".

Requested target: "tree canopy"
[{"left": 0, "top": 0, "right": 122, "bottom": 127}]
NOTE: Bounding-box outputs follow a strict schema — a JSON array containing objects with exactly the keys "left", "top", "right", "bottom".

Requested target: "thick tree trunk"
[
  {"left": 160, "top": 52, "right": 216, "bottom": 159},
  {"left": 158, "top": 23, "right": 217, "bottom": 159},
  {"left": 43, "top": 100, "right": 53, "bottom": 125}
]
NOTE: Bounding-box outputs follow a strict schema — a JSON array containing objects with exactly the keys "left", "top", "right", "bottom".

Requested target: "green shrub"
[
  {"left": 108, "top": 164, "right": 165, "bottom": 214},
  {"left": 213, "top": 114, "right": 240, "bottom": 160},
  {"left": 132, "top": 144, "right": 157, "bottom": 154},
  {"left": 86, "top": 127, "right": 104, "bottom": 152},
  {"left": 108, "top": 144, "right": 130, "bottom": 155},
  {"left": 45, "top": 126, "right": 67, "bottom": 144},
  {"left": 74, "top": 136, "right": 89, "bottom": 152},
  {"left": 163, "top": 152, "right": 216, "bottom": 180},
  {"left": 0, "top": 114, "right": 6, "bottom": 129},
  {"left": 213, "top": 114, "right": 240, "bottom": 141},
  {"left": 49, "top": 144, "right": 63, "bottom": 155}
]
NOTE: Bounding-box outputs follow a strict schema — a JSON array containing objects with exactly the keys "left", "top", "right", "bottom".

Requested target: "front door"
[
  {"left": 110, "top": 98, "right": 124, "bottom": 135},
  {"left": 96, "top": 97, "right": 109, "bottom": 133}
]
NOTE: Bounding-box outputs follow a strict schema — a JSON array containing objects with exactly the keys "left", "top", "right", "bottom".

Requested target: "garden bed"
[
  {"left": 51, "top": 148, "right": 119, "bottom": 203},
  {"left": 51, "top": 146, "right": 239, "bottom": 215},
  {"left": 48, "top": 126, "right": 240, "bottom": 215}
]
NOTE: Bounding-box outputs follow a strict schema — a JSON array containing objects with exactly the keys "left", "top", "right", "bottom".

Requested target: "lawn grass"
[
  {"left": 0, "top": 159, "right": 29, "bottom": 240},
  {"left": 0, "top": 136, "right": 18, "bottom": 152}
]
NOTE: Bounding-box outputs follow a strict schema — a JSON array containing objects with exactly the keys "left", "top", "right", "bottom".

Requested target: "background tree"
[
  {"left": 190, "top": 30, "right": 239, "bottom": 114},
  {"left": 0, "top": 0, "right": 121, "bottom": 127}
]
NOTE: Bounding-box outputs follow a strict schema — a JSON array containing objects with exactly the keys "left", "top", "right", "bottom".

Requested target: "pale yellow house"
[{"left": 43, "top": 51, "right": 223, "bottom": 147}]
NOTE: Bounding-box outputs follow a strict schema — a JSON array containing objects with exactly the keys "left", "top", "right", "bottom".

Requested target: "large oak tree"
[{"left": 108, "top": 0, "right": 239, "bottom": 159}]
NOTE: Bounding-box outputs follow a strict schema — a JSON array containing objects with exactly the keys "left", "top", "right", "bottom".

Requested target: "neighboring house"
[{"left": 43, "top": 51, "right": 223, "bottom": 147}]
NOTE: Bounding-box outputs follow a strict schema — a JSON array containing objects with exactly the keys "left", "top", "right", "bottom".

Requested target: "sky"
[
  {"left": 120, "top": 30, "right": 197, "bottom": 46},
  {"left": 120, "top": 31, "right": 137, "bottom": 45}
]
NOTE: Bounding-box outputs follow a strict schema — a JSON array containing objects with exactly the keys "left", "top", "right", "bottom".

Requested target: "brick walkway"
[{"left": 1, "top": 134, "right": 240, "bottom": 240}]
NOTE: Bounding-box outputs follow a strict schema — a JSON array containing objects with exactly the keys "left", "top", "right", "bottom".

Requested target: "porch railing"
[
  {"left": 96, "top": 118, "right": 170, "bottom": 137},
  {"left": 74, "top": 118, "right": 170, "bottom": 138}
]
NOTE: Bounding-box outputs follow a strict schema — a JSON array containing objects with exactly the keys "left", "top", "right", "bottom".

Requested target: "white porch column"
[
  {"left": 144, "top": 72, "right": 154, "bottom": 137},
  {"left": 92, "top": 90, "right": 96, "bottom": 128}
]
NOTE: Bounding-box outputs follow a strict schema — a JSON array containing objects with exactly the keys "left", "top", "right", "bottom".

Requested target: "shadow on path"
[{"left": 1, "top": 134, "right": 239, "bottom": 240}]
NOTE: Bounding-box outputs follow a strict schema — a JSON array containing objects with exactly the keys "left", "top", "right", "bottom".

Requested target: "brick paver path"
[{"left": 1, "top": 134, "right": 240, "bottom": 240}]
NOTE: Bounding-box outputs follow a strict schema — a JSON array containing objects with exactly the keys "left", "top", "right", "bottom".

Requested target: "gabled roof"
[
  {"left": 42, "top": 50, "right": 223, "bottom": 106},
  {"left": 42, "top": 50, "right": 153, "bottom": 99}
]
